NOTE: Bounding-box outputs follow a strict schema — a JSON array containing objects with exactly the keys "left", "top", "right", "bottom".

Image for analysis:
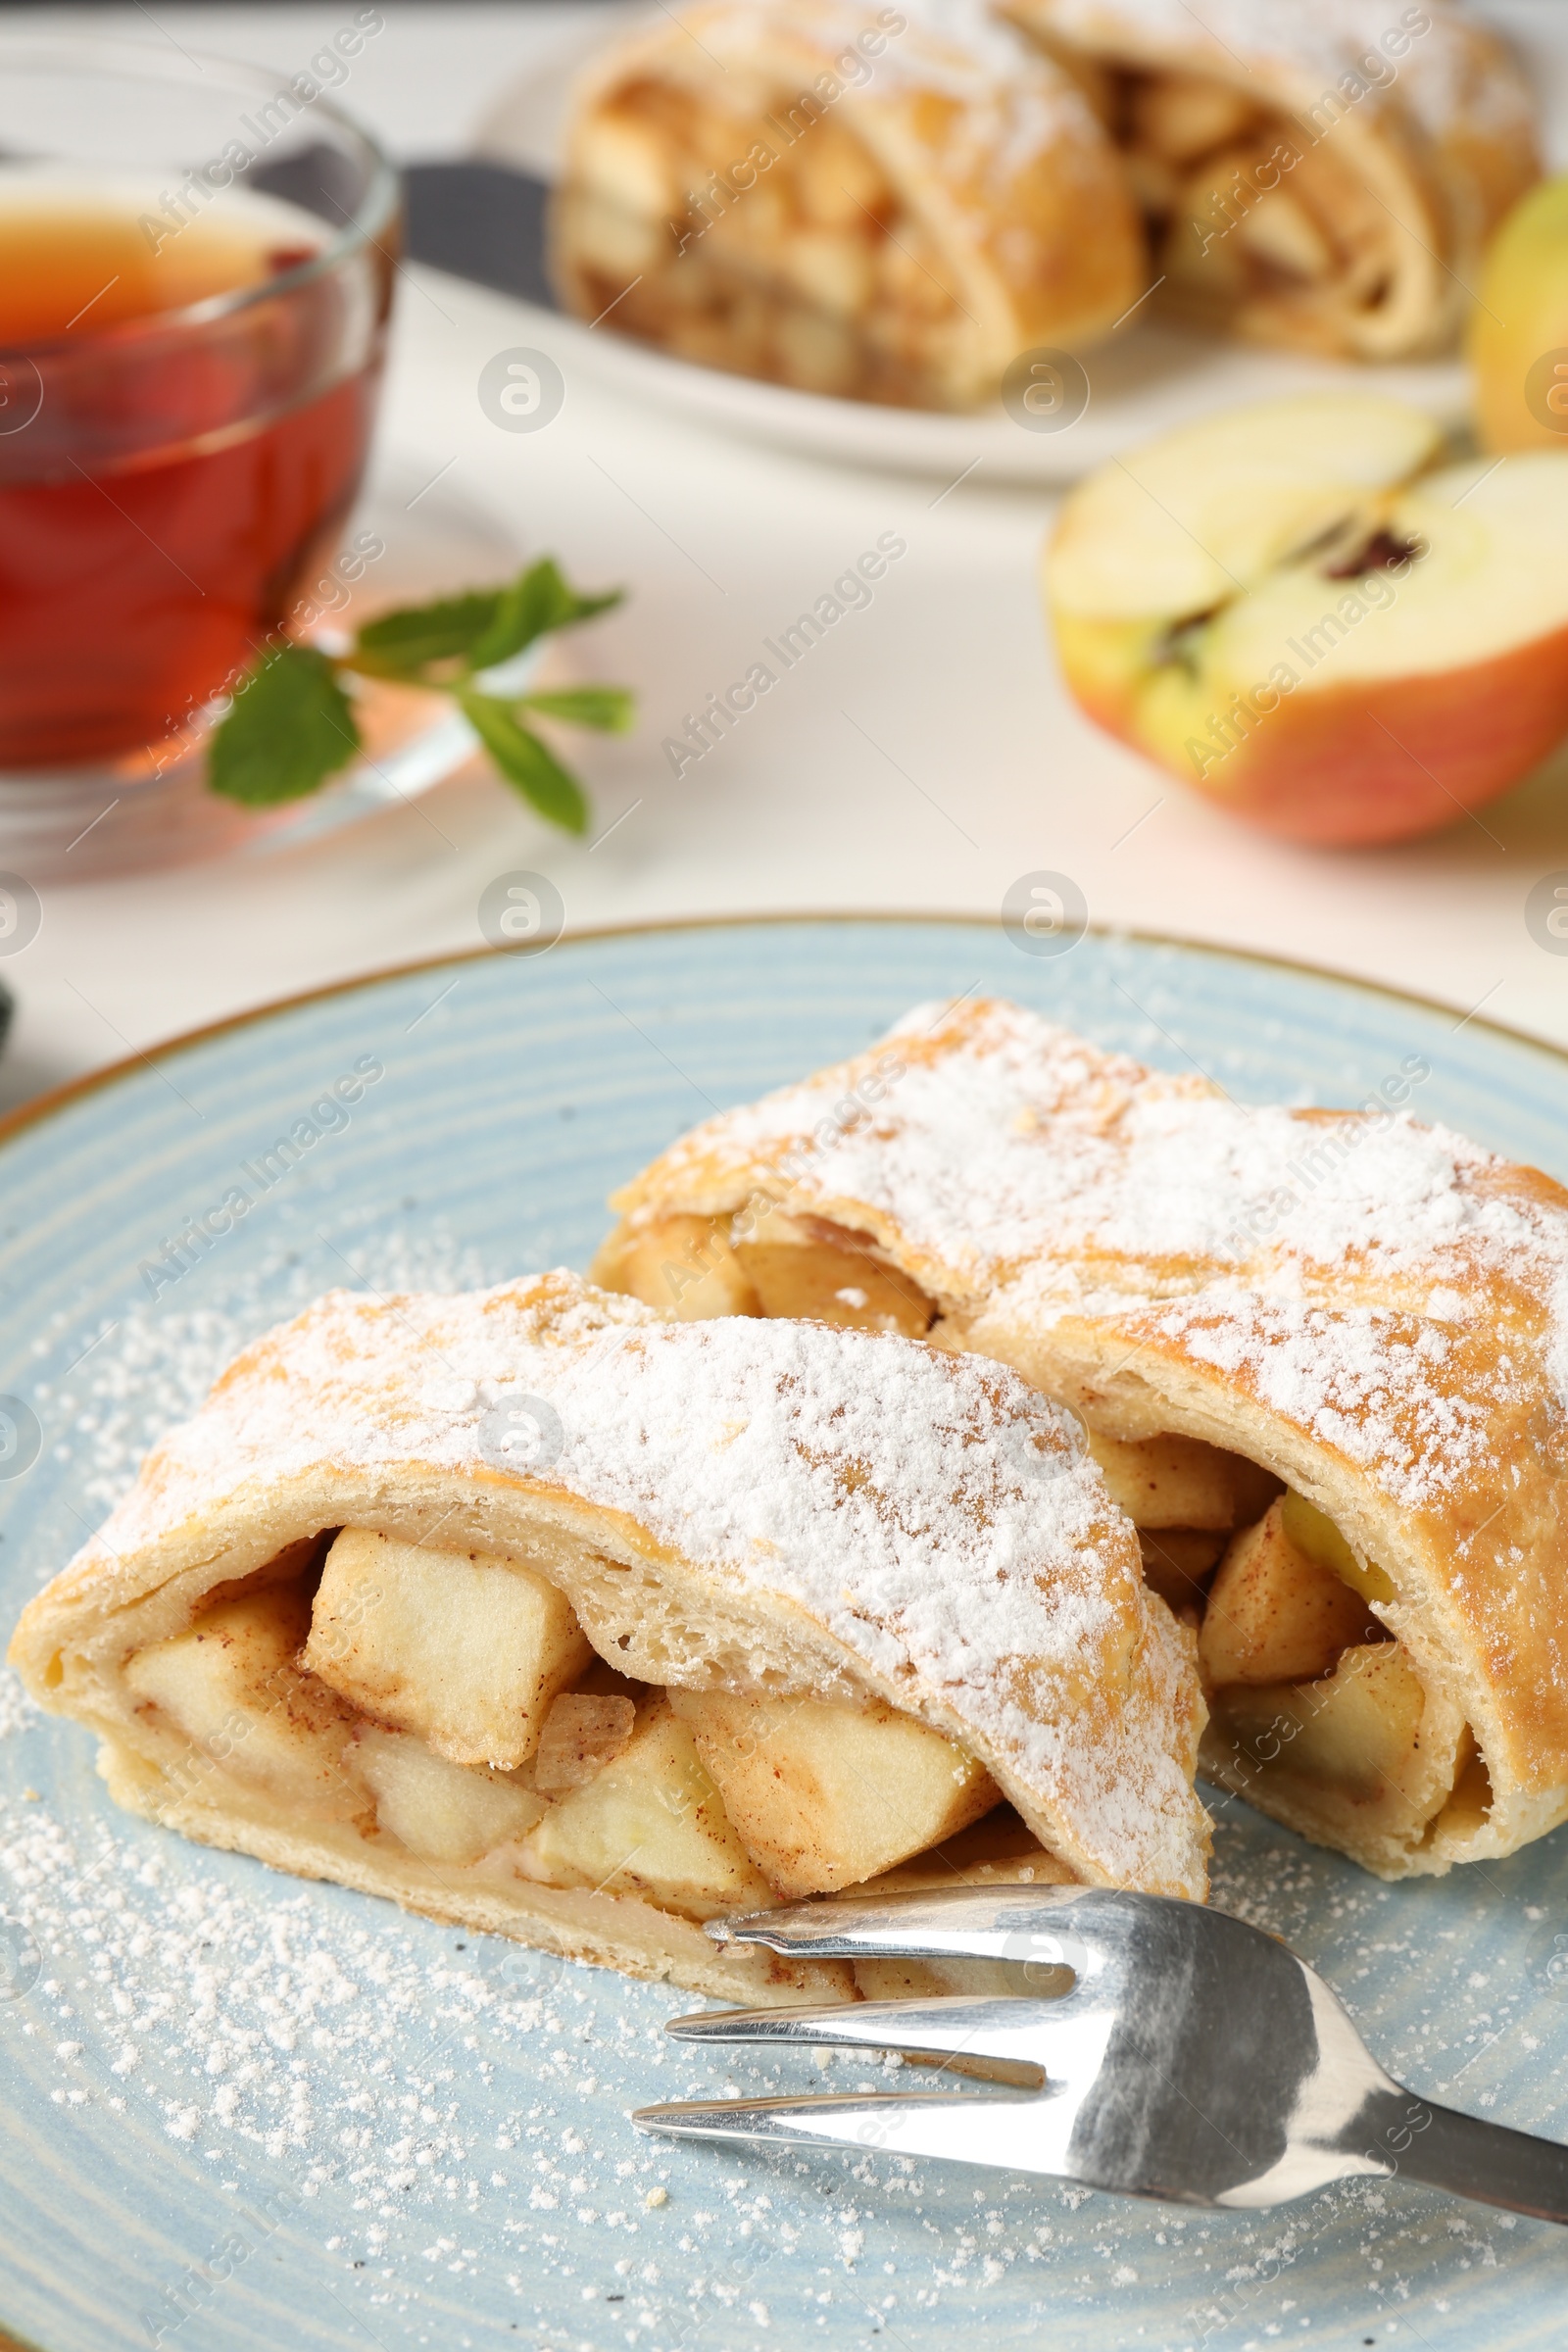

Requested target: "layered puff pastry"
[
  {"left": 595, "top": 999, "right": 1568, "bottom": 1882},
  {"left": 10, "top": 1271, "right": 1208, "bottom": 2006},
  {"left": 550, "top": 0, "right": 1144, "bottom": 410},
  {"left": 1006, "top": 0, "right": 1540, "bottom": 358}
]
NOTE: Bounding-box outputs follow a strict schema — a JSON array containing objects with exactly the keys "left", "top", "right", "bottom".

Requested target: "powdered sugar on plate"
[
  {"left": 0, "top": 1666, "right": 36, "bottom": 1742},
  {"left": 0, "top": 1754, "right": 1546, "bottom": 2348}
]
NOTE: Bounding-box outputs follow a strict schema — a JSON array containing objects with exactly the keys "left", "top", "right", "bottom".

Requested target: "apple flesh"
[
  {"left": 1086, "top": 1428, "right": 1278, "bottom": 1532},
  {"left": 589, "top": 1213, "right": 761, "bottom": 1322},
  {"left": 1047, "top": 392, "right": 1568, "bottom": 846},
  {"left": 1469, "top": 173, "right": 1568, "bottom": 454},
  {"left": 518, "top": 1694, "right": 776, "bottom": 1920},
  {"left": 1217, "top": 1641, "right": 1428, "bottom": 1810},
  {"left": 355, "top": 1726, "right": 547, "bottom": 1866},
  {"left": 303, "top": 1527, "right": 591, "bottom": 1771},
  {"left": 1199, "top": 1498, "right": 1385, "bottom": 1688},
  {"left": 669, "top": 1686, "right": 999, "bottom": 1898}
]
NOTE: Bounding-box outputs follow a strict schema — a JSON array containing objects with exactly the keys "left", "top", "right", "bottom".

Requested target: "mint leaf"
[
  {"left": 460, "top": 693, "right": 589, "bottom": 835},
  {"left": 208, "top": 644, "right": 359, "bottom": 806},
  {"left": 468, "top": 558, "right": 623, "bottom": 670},
  {"left": 352, "top": 590, "right": 503, "bottom": 680},
  {"left": 517, "top": 686, "right": 635, "bottom": 733}
]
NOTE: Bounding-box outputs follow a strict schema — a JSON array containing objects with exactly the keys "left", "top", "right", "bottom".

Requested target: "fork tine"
[
  {"left": 631, "top": 2086, "right": 1070, "bottom": 2179},
  {"left": 709, "top": 1882, "right": 1102, "bottom": 1966},
  {"left": 665, "top": 1993, "right": 1052, "bottom": 2074}
]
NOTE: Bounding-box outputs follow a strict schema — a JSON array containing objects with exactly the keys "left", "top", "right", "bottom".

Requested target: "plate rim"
[{"left": 3, "top": 909, "right": 1563, "bottom": 1158}]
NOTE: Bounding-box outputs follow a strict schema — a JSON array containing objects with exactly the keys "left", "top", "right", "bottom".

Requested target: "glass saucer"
[{"left": 0, "top": 457, "right": 524, "bottom": 883}]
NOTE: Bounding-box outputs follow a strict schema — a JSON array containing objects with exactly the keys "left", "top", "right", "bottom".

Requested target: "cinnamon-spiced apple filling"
[{"left": 117, "top": 1525, "right": 1035, "bottom": 1927}]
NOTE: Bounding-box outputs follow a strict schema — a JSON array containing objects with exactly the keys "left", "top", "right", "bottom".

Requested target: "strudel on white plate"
[
  {"left": 10, "top": 1271, "right": 1207, "bottom": 2006},
  {"left": 550, "top": 0, "right": 1144, "bottom": 409},
  {"left": 594, "top": 998, "right": 1568, "bottom": 1880},
  {"left": 1006, "top": 0, "right": 1539, "bottom": 359}
]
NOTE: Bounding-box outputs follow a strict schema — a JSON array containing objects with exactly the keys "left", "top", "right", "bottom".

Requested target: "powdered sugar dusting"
[
  {"left": 26, "top": 1221, "right": 490, "bottom": 1540},
  {"left": 622, "top": 998, "right": 1568, "bottom": 1506},
  {"left": 1147, "top": 1299, "right": 1494, "bottom": 1511},
  {"left": 0, "top": 1776, "right": 1542, "bottom": 2339},
  {"left": 2, "top": 1151, "right": 1558, "bottom": 2333}
]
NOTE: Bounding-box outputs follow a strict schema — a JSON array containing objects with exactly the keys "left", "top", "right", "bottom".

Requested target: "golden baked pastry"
[
  {"left": 10, "top": 1270, "right": 1207, "bottom": 2006},
  {"left": 550, "top": 0, "right": 1145, "bottom": 409},
  {"left": 595, "top": 998, "right": 1568, "bottom": 1881},
  {"left": 1005, "top": 0, "right": 1539, "bottom": 357}
]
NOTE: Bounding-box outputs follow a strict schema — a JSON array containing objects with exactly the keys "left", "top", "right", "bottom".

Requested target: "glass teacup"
[{"left": 0, "top": 31, "right": 400, "bottom": 872}]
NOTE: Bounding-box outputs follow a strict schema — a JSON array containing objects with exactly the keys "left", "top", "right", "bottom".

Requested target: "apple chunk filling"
[
  {"left": 354, "top": 1726, "right": 547, "bottom": 1866},
  {"left": 1086, "top": 1429, "right": 1278, "bottom": 1533},
  {"left": 1196, "top": 1492, "right": 1483, "bottom": 1838},
  {"left": 732, "top": 1231, "right": 935, "bottom": 1337},
  {"left": 1217, "top": 1643, "right": 1434, "bottom": 1817},
  {"left": 303, "top": 1527, "right": 591, "bottom": 1769},
  {"left": 669, "top": 1687, "right": 1001, "bottom": 1897},
  {"left": 1091, "top": 64, "right": 1438, "bottom": 358},
  {"left": 592, "top": 1211, "right": 935, "bottom": 1336},
  {"left": 517, "top": 1694, "right": 776, "bottom": 1920},
  {"left": 121, "top": 1529, "right": 1036, "bottom": 1931},
  {"left": 594, "top": 1211, "right": 761, "bottom": 1324},
  {"left": 125, "top": 1583, "right": 365, "bottom": 1824},
  {"left": 534, "top": 1692, "right": 638, "bottom": 1789},
  {"left": 594, "top": 1200, "right": 1486, "bottom": 1852},
  {"left": 558, "top": 92, "right": 979, "bottom": 406},
  {"left": 1199, "top": 1497, "right": 1385, "bottom": 1688}
]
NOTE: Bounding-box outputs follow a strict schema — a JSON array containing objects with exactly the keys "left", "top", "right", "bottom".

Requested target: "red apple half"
[{"left": 1045, "top": 393, "right": 1568, "bottom": 847}]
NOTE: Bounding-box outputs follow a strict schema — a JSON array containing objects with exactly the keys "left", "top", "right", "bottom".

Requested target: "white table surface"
[{"left": 4, "top": 0, "right": 1568, "bottom": 1118}]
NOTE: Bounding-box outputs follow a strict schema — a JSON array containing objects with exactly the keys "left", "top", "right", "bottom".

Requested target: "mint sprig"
[
  {"left": 208, "top": 645, "right": 360, "bottom": 808},
  {"left": 209, "top": 558, "right": 631, "bottom": 834},
  {"left": 459, "top": 693, "right": 591, "bottom": 836}
]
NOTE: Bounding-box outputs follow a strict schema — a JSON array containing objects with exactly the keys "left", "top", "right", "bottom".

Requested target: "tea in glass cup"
[{"left": 0, "top": 33, "right": 399, "bottom": 872}]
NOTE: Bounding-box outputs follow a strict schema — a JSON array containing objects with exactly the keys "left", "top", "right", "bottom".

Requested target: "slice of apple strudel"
[
  {"left": 1004, "top": 0, "right": 1539, "bottom": 359},
  {"left": 10, "top": 1270, "right": 1206, "bottom": 2006},
  {"left": 594, "top": 998, "right": 1568, "bottom": 1882},
  {"left": 549, "top": 0, "right": 1144, "bottom": 410}
]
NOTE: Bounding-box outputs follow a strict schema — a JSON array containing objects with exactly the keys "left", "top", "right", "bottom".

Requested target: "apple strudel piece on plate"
[
  {"left": 1004, "top": 0, "right": 1539, "bottom": 358},
  {"left": 10, "top": 1270, "right": 1207, "bottom": 2007},
  {"left": 594, "top": 997, "right": 1568, "bottom": 1882},
  {"left": 549, "top": 0, "right": 1144, "bottom": 410}
]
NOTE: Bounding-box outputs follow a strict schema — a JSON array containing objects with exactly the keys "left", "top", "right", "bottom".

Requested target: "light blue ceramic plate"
[{"left": 3, "top": 918, "right": 1568, "bottom": 2352}]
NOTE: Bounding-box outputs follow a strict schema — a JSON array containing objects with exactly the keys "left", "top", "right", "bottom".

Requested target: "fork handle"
[{"left": 1356, "top": 2086, "right": 1568, "bottom": 2225}]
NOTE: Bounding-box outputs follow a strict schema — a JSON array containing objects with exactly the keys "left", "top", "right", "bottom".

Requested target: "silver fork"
[{"left": 632, "top": 1885, "right": 1568, "bottom": 2222}]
